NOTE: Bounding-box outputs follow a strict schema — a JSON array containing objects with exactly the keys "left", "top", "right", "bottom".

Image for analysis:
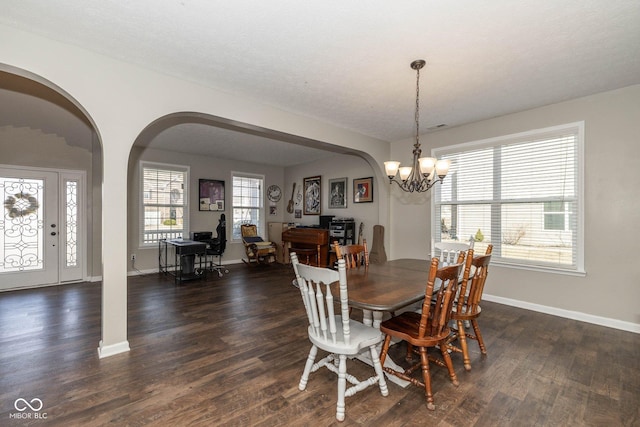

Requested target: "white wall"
[{"left": 390, "top": 84, "right": 640, "bottom": 329}]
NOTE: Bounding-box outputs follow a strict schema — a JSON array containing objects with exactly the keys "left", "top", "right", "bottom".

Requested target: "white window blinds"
[
  {"left": 232, "top": 173, "right": 264, "bottom": 240},
  {"left": 140, "top": 162, "right": 189, "bottom": 246},
  {"left": 433, "top": 122, "right": 584, "bottom": 274}
]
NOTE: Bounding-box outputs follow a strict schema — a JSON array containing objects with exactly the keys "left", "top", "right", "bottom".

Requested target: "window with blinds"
[
  {"left": 232, "top": 173, "right": 264, "bottom": 240},
  {"left": 432, "top": 122, "right": 584, "bottom": 274},
  {"left": 140, "top": 162, "right": 189, "bottom": 246}
]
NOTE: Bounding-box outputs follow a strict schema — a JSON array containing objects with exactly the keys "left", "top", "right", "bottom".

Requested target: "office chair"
[{"left": 205, "top": 214, "right": 229, "bottom": 277}]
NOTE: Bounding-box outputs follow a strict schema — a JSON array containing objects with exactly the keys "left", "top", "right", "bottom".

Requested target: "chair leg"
[
  {"left": 456, "top": 319, "right": 472, "bottom": 371},
  {"left": 299, "top": 345, "right": 318, "bottom": 391},
  {"left": 336, "top": 354, "right": 347, "bottom": 422},
  {"left": 369, "top": 345, "right": 389, "bottom": 397},
  {"left": 471, "top": 319, "right": 487, "bottom": 354},
  {"left": 418, "top": 347, "right": 435, "bottom": 411},
  {"left": 406, "top": 343, "right": 414, "bottom": 361},
  {"left": 440, "top": 343, "right": 459, "bottom": 387},
  {"left": 379, "top": 335, "right": 392, "bottom": 367}
]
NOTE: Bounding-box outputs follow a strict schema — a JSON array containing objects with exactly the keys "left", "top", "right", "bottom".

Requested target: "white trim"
[
  {"left": 125, "top": 259, "right": 244, "bottom": 277},
  {"left": 484, "top": 294, "right": 640, "bottom": 334},
  {"left": 97, "top": 340, "right": 130, "bottom": 358}
]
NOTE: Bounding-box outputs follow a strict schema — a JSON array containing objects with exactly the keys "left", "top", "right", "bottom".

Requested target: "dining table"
[
  {"left": 331, "top": 258, "right": 433, "bottom": 387},
  {"left": 341, "top": 258, "right": 431, "bottom": 327}
]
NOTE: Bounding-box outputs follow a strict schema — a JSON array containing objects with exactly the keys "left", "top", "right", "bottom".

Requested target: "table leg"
[
  {"left": 362, "top": 309, "right": 373, "bottom": 327},
  {"left": 372, "top": 311, "right": 383, "bottom": 329}
]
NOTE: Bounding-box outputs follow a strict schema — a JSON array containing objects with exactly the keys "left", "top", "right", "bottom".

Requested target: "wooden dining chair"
[
  {"left": 333, "top": 239, "right": 369, "bottom": 269},
  {"left": 445, "top": 244, "right": 493, "bottom": 371},
  {"left": 291, "top": 253, "right": 388, "bottom": 422},
  {"left": 379, "top": 258, "right": 464, "bottom": 410}
]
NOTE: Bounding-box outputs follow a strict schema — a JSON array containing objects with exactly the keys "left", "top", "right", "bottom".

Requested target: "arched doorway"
[{"left": 0, "top": 68, "right": 102, "bottom": 290}]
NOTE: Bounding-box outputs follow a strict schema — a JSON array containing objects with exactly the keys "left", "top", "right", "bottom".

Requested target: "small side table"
[{"left": 159, "top": 239, "right": 207, "bottom": 284}]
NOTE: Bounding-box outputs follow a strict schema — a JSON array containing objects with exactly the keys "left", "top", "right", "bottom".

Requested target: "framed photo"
[
  {"left": 303, "top": 175, "right": 321, "bottom": 215},
  {"left": 329, "top": 177, "right": 348, "bottom": 209},
  {"left": 353, "top": 177, "right": 373, "bottom": 203},
  {"left": 199, "top": 179, "right": 225, "bottom": 211}
]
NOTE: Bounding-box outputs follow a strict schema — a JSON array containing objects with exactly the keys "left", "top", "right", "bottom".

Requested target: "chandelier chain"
[{"left": 415, "top": 65, "right": 420, "bottom": 146}]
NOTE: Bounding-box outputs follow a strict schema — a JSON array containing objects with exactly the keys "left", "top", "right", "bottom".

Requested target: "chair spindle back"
[
  {"left": 292, "top": 253, "right": 350, "bottom": 345},
  {"left": 419, "top": 258, "right": 464, "bottom": 338},
  {"left": 457, "top": 252, "right": 492, "bottom": 316},
  {"left": 435, "top": 241, "right": 471, "bottom": 266},
  {"left": 333, "top": 240, "right": 369, "bottom": 269}
]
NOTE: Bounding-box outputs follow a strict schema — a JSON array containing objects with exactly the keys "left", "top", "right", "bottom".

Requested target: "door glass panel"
[
  {"left": 65, "top": 179, "right": 78, "bottom": 267},
  {"left": 1, "top": 177, "right": 45, "bottom": 273}
]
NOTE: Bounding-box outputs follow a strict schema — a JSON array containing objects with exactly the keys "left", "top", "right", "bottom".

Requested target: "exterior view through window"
[
  {"left": 232, "top": 173, "right": 264, "bottom": 240},
  {"left": 433, "top": 122, "right": 583, "bottom": 274},
  {"left": 140, "top": 162, "right": 189, "bottom": 246}
]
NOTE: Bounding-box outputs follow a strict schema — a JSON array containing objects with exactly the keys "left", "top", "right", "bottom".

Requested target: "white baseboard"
[
  {"left": 97, "top": 340, "right": 130, "bottom": 358},
  {"left": 483, "top": 294, "right": 640, "bottom": 334},
  {"left": 126, "top": 260, "right": 245, "bottom": 277},
  {"left": 127, "top": 268, "right": 158, "bottom": 277}
]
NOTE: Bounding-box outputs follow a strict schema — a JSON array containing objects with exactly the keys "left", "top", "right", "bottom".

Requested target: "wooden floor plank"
[{"left": 0, "top": 263, "right": 638, "bottom": 426}]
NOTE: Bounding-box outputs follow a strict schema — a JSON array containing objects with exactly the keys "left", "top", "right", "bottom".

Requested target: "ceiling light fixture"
[{"left": 384, "top": 60, "right": 450, "bottom": 193}]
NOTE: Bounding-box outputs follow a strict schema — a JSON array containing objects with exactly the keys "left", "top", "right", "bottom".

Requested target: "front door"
[{"left": 0, "top": 166, "right": 84, "bottom": 290}]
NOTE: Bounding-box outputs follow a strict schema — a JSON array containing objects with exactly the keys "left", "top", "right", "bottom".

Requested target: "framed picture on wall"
[
  {"left": 199, "top": 179, "right": 225, "bottom": 211},
  {"left": 328, "top": 177, "right": 347, "bottom": 209},
  {"left": 353, "top": 177, "right": 373, "bottom": 203},
  {"left": 303, "top": 175, "right": 321, "bottom": 215}
]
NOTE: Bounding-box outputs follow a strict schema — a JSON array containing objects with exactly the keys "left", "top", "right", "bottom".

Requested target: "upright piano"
[{"left": 282, "top": 227, "right": 329, "bottom": 267}]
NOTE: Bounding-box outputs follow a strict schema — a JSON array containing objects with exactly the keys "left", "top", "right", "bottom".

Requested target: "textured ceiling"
[{"left": 2, "top": 1, "right": 640, "bottom": 166}]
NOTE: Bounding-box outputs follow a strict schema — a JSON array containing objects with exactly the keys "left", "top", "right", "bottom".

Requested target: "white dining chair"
[
  {"left": 291, "top": 253, "right": 388, "bottom": 422},
  {"left": 435, "top": 241, "right": 471, "bottom": 266}
]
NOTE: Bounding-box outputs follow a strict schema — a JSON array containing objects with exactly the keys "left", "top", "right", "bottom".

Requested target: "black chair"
[{"left": 204, "top": 214, "right": 229, "bottom": 277}]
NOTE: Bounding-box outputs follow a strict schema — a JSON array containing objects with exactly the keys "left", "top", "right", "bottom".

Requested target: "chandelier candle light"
[{"left": 384, "top": 59, "right": 450, "bottom": 193}]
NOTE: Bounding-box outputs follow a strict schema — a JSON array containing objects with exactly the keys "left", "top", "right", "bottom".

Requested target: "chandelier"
[{"left": 384, "top": 60, "right": 450, "bottom": 193}]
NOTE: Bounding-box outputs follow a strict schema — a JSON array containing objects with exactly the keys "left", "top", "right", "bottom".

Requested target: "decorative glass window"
[
  {"left": 140, "top": 162, "right": 189, "bottom": 246},
  {"left": 433, "top": 122, "right": 584, "bottom": 274},
  {"left": 65, "top": 179, "right": 78, "bottom": 267}
]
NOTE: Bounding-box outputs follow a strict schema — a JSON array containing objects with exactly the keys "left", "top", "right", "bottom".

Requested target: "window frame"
[
  {"left": 139, "top": 161, "right": 189, "bottom": 247},
  {"left": 231, "top": 172, "right": 265, "bottom": 242},
  {"left": 431, "top": 122, "right": 585, "bottom": 276}
]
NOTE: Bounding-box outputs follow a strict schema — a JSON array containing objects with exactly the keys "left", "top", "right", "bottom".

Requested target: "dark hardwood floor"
[{"left": 1, "top": 263, "right": 638, "bottom": 426}]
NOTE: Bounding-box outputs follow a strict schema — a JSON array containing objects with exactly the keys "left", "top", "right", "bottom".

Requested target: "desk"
[
  {"left": 334, "top": 259, "right": 430, "bottom": 387},
  {"left": 159, "top": 239, "right": 207, "bottom": 284}
]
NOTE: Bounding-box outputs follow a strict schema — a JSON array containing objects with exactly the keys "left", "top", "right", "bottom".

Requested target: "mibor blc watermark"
[{"left": 10, "top": 398, "right": 47, "bottom": 420}]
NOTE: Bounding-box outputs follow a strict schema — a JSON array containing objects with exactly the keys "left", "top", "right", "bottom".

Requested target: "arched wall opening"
[
  {"left": 0, "top": 65, "right": 104, "bottom": 283},
  {"left": 126, "top": 112, "right": 386, "bottom": 272}
]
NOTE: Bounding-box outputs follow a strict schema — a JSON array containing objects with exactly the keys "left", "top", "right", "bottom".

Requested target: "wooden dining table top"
[{"left": 335, "top": 258, "right": 431, "bottom": 312}]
